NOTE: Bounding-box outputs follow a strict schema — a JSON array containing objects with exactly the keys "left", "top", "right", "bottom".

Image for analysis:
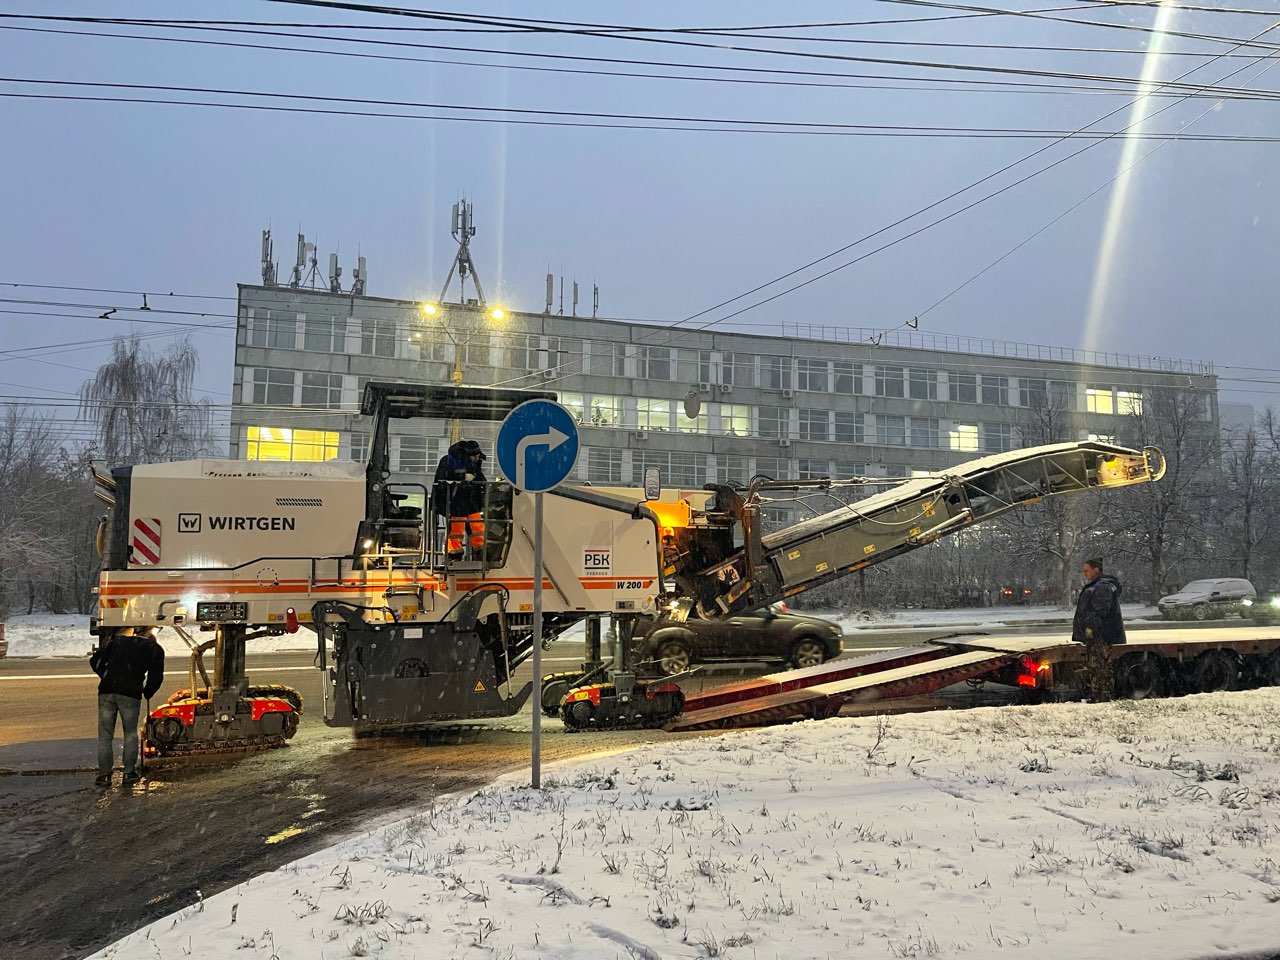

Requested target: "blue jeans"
[{"left": 98, "top": 693, "right": 142, "bottom": 778}]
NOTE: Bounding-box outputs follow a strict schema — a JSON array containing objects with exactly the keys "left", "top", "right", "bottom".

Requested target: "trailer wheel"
[
  {"left": 1191, "top": 649, "right": 1238, "bottom": 693},
  {"left": 1114, "top": 653, "right": 1164, "bottom": 700},
  {"left": 1191, "top": 603, "right": 1209, "bottom": 622}
]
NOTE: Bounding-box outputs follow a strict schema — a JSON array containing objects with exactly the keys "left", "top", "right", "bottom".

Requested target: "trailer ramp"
[{"left": 666, "top": 643, "right": 1026, "bottom": 731}]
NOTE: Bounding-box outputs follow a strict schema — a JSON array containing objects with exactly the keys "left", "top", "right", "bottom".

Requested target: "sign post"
[{"left": 495, "top": 399, "right": 580, "bottom": 789}]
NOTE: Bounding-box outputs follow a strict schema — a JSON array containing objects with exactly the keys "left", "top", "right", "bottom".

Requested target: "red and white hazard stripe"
[{"left": 131, "top": 517, "right": 161, "bottom": 566}]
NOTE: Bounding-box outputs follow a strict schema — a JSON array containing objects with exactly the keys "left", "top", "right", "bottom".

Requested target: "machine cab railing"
[{"left": 366, "top": 479, "right": 515, "bottom": 574}]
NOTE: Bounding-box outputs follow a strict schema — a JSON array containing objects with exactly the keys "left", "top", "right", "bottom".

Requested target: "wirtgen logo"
[{"left": 177, "top": 514, "right": 296, "bottom": 532}]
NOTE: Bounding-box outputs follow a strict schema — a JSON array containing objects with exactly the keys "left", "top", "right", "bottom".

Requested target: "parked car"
[
  {"left": 1242, "top": 590, "right": 1280, "bottom": 624},
  {"left": 638, "top": 604, "right": 843, "bottom": 676},
  {"left": 1157, "top": 578, "right": 1256, "bottom": 621}
]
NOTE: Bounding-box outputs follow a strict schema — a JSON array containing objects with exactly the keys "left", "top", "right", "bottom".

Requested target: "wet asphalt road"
[{"left": 0, "top": 621, "right": 1100, "bottom": 959}]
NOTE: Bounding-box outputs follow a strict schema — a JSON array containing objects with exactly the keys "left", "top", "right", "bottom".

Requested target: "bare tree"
[
  {"left": 0, "top": 408, "right": 72, "bottom": 618},
  {"left": 78, "top": 336, "right": 213, "bottom": 464},
  {"left": 1115, "top": 387, "right": 1218, "bottom": 600},
  {"left": 1219, "top": 427, "right": 1275, "bottom": 582}
]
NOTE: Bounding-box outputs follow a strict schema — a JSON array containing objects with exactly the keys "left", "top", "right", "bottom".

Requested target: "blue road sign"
[{"left": 496, "top": 399, "right": 580, "bottom": 493}]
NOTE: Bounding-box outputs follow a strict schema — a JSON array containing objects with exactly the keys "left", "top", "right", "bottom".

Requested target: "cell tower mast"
[{"left": 438, "top": 199, "right": 486, "bottom": 306}]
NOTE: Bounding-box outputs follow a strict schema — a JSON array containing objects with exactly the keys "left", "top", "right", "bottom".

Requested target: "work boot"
[
  {"left": 120, "top": 773, "right": 141, "bottom": 788},
  {"left": 94, "top": 773, "right": 112, "bottom": 788}
]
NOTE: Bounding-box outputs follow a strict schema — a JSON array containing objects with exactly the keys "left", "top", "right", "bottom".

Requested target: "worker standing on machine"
[
  {"left": 1071, "top": 558, "right": 1126, "bottom": 702},
  {"left": 432, "top": 439, "right": 488, "bottom": 558},
  {"left": 90, "top": 627, "right": 165, "bottom": 788}
]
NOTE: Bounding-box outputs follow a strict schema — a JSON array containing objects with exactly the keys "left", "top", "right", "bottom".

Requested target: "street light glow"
[
  {"left": 487, "top": 306, "right": 506, "bottom": 322},
  {"left": 418, "top": 301, "right": 439, "bottom": 318}
]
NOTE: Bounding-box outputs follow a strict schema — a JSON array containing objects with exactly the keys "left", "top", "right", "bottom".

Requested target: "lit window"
[
  {"left": 678, "top": 406, "right": 708, "bottom": 434},
  {"left": 559, "top": 392, "right": 586, "bottom": 424},
  {"left": 720, "top": 403, "right": 751, "bottom": 436},
  {"left": 949, "top": 423, "right": 979, "bottom": 452},
  {"left": 1086, "top": 387, "right": 1115, "bottom": 415},
  {"left": 245, "top": 426, "right": 338, "bottom": 462},
  {"left": 1116, "top": 390, "right": 1143, "bottom": 416},
  {"left": 636, "top": 398, "right": 672, "bottom": 431},
  {"left": 588, "top": 395, "right": 622, "bottom": 427}
]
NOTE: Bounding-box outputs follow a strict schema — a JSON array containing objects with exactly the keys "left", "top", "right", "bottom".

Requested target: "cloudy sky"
[{"left": 2, "top": 0, "right": 1278, "bottom": 441}]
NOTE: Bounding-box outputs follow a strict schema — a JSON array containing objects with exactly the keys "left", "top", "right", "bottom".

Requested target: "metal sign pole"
[{"left": 531, "top": 491, "right": 544, "bottom": 788}]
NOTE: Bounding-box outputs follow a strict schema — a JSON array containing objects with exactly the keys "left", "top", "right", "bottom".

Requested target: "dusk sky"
[{"left": 3, "top": 0, "right": 1279, "bottom": 444}]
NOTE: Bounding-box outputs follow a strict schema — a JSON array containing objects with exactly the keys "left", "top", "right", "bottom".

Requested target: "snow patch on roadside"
[
  {"left": 2, "top": 614, "right": 317, "bottom": 658},
  {"left": 96, "top": 690, "right": 1280, "bottom": 960}
]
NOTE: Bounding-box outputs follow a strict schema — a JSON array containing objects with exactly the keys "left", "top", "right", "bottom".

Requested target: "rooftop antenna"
[
  {"left": 544, "top": 272, "right": 553, "bottom": 315},
  {"left": 571, "top": 279, "right": 579, "bottom": 318},
  {"left": 260, "top": 229, "right": 277, "bottom": 286},
  {"left": 352, "top": 254, "right": 367, "bottom": 295},
  {"left": 592, "top": 282, "right": 599, "bottom": 319},
  {"left": 558, "top": 276, "right": 565, "bottom": 316},
  {"left": 302, "top": 239, "right": 321, "bottom": 288},
  {"left": 438, "top": 198, "right": 486, "bottom": 305},
  {"left": 289, "top": 232, "right": 306, "bottom": 287},
  {"left": 328, "top": 252, "right": 342, "bottom": 294}
]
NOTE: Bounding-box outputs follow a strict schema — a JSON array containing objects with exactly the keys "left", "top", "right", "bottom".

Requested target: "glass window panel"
[
  {"left": 877, "top": 414, "right": 906, "bottom": 446},
  {"left": 875, "top": 365, "right": 905, "bottom": 399},
  {"left": 587, "top": 447, "right": 622, "bottom": 483},
  {"left": 908, "top": 368, "right": 937, "bottom": 400},
  {"left": 398, "top": 435, "right": 428, "bottom": 472},
  {"left": 1116, "top": 390, "right": 1143, "bottom": 416},
  {"left": 982, "top": 422, "right": 1012, "bottom": 453},
  {"left": 761, "top": 356, "right": 792, "bottom": 390},
  {"left": 908, "top": 417, "right": 939, "bottom": 448},
  {"left": 949, "top": 422, "right": 979, "bottom": 452},
  {"left": 950, "top": 372, "right": 977, "bottom": 403},
  {"left": 758, "top": 405, "right": 788, "bottom": 439},
  {"left": 588, "top": 395, "right": 622, "bottom": 427},
  {"left": 834, "top": 360, "right": 859, "bottom": 395},
  {"left": 246, "top": 426, "right": 337, "bottom": 462},
  {"left": 300, "top": 372, "right": 343, "bottom": 409},
  {"left": 796, "top": 358, "right": 828, "bottom": 393},
  {"left": 360, "top": 317, "right": 396, "bottom": 357},
  {"left": 718, "top": 454, "right": 750, "bottom": 485},
  {"left": 799, "top": 408, "right": 830, "bottom": 441},
  {"left": 1086, "top": 386, "right": 1115, "bottom": 414},
  {"left": 559, "top": 392, "right": 586, "bottom": 423},
  {"left": 720, "top": 403, "right": 751, "bottom": 437},
  {"left": 252, "top": 368, "right": 295, "bottom": 406},
  {"left": 636, "top": 398, "right": 672, "bottom": 431},
  {"left": 303, "top": 315, "right": 346, "bottom": 353},
  {"left": 834, "top": 411, "right": 863, "bottom": 444},
  {"left": 980, "top": 376, "right": 1009, "bottom": 406}
]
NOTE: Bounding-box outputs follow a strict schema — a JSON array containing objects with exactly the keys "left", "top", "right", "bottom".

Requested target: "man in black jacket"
[
  {"left": 431, "top": 439, "right": 488, "bottom": 557},
  {"left": 1072, "top": 558, "right": 1126, "bottom": 701},
  {"left": 90, "top": 628, "right": 164, "bottom": 787}
]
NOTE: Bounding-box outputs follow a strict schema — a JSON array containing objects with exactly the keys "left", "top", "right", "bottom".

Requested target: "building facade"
[{"left": 231, "top": 284, "right": 1218, "bottom": 523}]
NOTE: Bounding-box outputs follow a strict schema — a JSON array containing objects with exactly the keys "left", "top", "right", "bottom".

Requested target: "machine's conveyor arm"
[{"left": 676, "top": 441, "right": 1164, "bottom": 618}]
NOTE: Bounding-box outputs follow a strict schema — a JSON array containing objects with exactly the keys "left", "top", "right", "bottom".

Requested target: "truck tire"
[
  {"left": 789, "top": 638, "right": 828, "bottom": 670},
  {"left": 656, "top": 640, "right": 692, "bottom": 676},
  {"left": 1113, "top": 652, "right": 1164, "bottom": 700},
  {"left": 1192, "top": 650, "right": 1238, "bottom": 693}
]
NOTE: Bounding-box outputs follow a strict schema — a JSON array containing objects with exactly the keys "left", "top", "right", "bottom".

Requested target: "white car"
[{"left": 1158, "top": 578, "right": 1256, "bottom": 621}]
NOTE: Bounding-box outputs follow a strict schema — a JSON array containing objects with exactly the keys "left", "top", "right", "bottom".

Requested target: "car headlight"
[
  {"left": 1242, "top": 598, "right": 1254, "bottom": 607},
  {"left": 1271, "top": 597, "right": 1280, "bottom": 608}
]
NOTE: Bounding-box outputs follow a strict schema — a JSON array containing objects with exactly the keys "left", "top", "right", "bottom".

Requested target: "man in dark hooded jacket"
[
  {"left": 432, "top": 439, "right": 488, "bottom": 556},
  {"left": 1072, "top": 558, "right": 1126, "bottom": 701},
  {"left": 90, "top": 627, "right": 164, "bottom": 787}
]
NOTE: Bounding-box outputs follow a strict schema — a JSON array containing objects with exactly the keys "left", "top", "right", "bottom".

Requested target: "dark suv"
[{"left": 638, "top": 605, "right": 843, "bottom": 676}]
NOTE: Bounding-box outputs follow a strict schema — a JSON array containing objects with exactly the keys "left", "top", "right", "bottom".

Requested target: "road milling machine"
[{"left": 89, "top": 381, "right": 1165, "bottom": 753}]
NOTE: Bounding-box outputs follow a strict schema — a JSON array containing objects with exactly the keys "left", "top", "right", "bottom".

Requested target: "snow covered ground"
[{"left": 96, "top": 690, "right": 1280, "bottom": 960}]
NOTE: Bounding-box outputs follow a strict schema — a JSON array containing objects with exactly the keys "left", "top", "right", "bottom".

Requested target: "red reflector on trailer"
[
  {"left": 285, "top": 607, "right": 299, "bottom": 633},
  {"left": 1017, "top": 674, "right": 1038, "bottom": 688}
]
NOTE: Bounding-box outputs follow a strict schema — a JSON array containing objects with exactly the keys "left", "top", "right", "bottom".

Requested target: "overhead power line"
[{"left": 6, "top": 77, "right": 1280, "bottom": 138}]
